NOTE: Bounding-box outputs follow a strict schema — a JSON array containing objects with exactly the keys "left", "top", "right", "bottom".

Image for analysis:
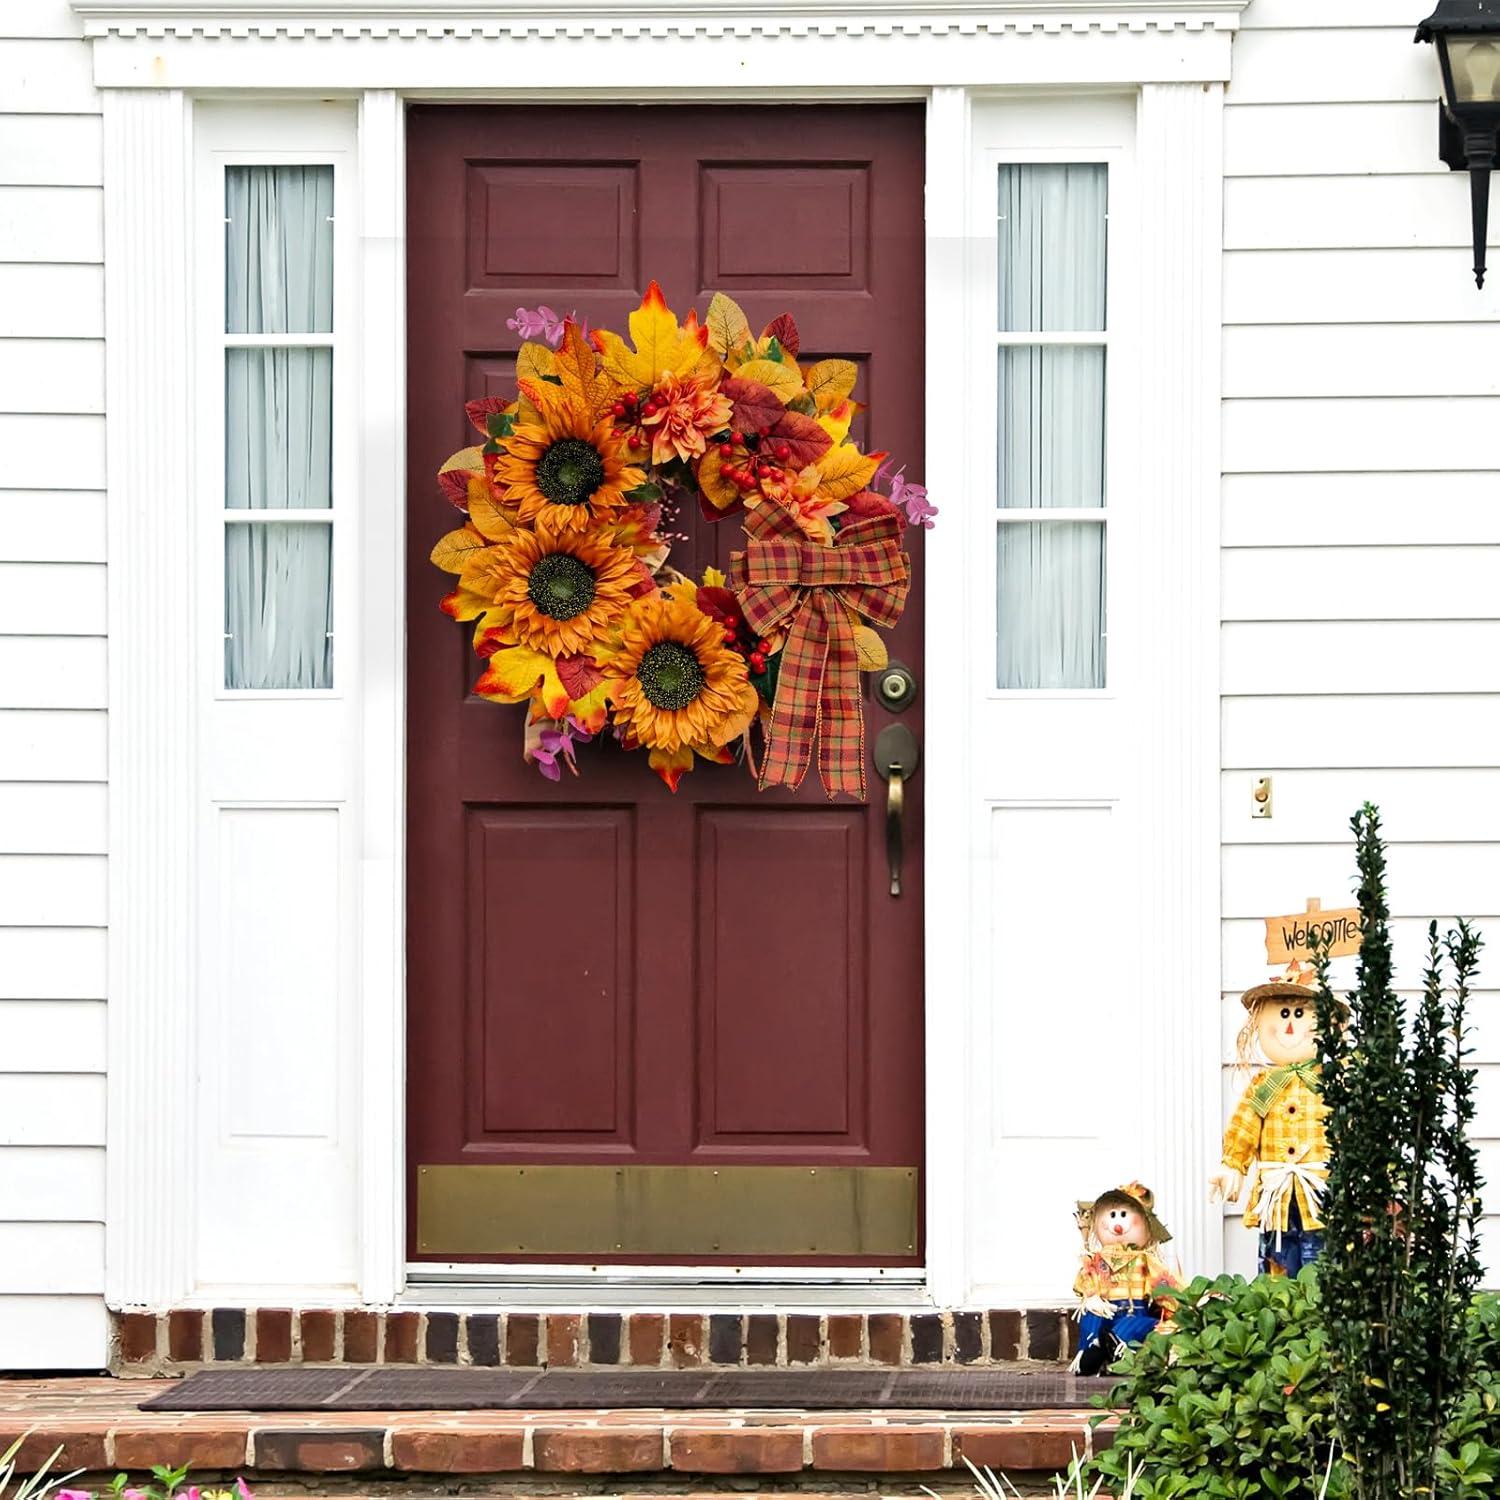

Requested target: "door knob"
[
  {"left": 873, "top": 723, "right": 920, "bottom": 898},
  {"left": 874, "top": 662, "right": 918, "bottom": 712}
]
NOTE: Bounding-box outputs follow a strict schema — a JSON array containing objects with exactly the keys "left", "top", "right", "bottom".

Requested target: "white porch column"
[
  {"left": 1132, "top": 80, "right": 1225, "bottom": 1280},
  {"left": 356, "top": 87, "right": 407, "bottom": 1305},
  {"left": 103, "top": 87, "right": 198, "bottom": 1310}
]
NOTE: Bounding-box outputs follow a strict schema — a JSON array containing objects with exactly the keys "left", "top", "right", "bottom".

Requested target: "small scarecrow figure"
[
  {"left": 1210, "top": 960, "right": 1335, "bottom": 1277},
  {"left": 1071, "top": 1181, "right": 1181, "bottom": 1376}
]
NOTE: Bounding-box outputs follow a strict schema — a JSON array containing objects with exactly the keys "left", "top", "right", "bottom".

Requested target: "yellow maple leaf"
[
  {"left": 439, "top": 444, "right": 486, "bottom": 478},
  {"left": 475, "top": 645, "right": 570, "bottom": 721},
  {"left": 706, "top": 292, "right": 752, "bottom": 360},
  {"left": 467, "top": 489, "right": 515, "bottom": 542},
  {"left": 648, "top": 743, "right": 696, "bottom": 791},
  {"left": 804, "top": 358, "right": 859, "bottom": 412},
  {"left": 696, "top": 447, "right": 742, "bottom": 513},
  {"left": 852, "top": 623, "right": 889, "bottom": 672},
  {"left": 430, "top": 523, "right": 491, "bottom": 575},
  {"left": 515, "top": 341, "right": 555, "bottom": 383},
  {"left": 814, "top": 444, "right": 879, "bottom": 502},
  {"left": 591, "top": 280, "right": 708, "bottom": 390},
  {"left": 816, "top": 398, "right": 860, "bottom": 446},
  {"left": 733, "top": 357, "right": 803, "bottom": 404}
]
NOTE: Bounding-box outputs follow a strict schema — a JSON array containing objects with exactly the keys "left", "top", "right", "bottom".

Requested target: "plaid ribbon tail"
[
  {"left": 759, "top": 596, "right": 828, "bottom": 792},
  {"left": 817, "top": 602, "right": 865, "bottom": 799}
]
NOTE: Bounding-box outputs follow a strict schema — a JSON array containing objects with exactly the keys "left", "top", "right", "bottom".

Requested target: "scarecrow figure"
[
  {"left": 1071, "top": 1181, "right": 1181, "bottom": 1376},
  {"left": 1210, "top": 960, "right": 1334, "bottom": 1277}
]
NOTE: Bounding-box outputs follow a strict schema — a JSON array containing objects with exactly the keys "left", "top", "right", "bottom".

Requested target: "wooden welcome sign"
[{"left": 1264, "top": 897, "right": 1364, "bottom": 964}]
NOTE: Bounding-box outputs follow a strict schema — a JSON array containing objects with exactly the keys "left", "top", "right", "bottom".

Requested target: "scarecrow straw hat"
[
  {"left": 1241, "top": 958, "right": 1347, "bottom": 1013},
  {"left": 1076, "top": 1181, "right": 1172, "bottom": 1246}
]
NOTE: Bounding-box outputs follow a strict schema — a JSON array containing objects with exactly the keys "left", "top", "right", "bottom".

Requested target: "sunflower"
[
  {"left": 465, "top": 524, "right": 640, "bottom": 658},
  {"left": 605, "top": 592, "right": 759, "bottom": 757},
  {"left": 493, "top": 391, "right": 646, "bottom": 533}
]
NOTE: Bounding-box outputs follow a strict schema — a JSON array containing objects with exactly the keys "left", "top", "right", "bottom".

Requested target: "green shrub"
[
  {"left": 1088, "top": 1271, "right": 1344, "bottom": 1500},
  {"left": 1087, "top": 1273, "right": 1500, "bottom": 1500},
  {"left": 1312, "top": 804, "right": 1484, "bottom": 1498}
]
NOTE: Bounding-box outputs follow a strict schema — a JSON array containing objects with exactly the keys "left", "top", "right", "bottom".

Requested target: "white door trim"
[{"left": 88, "top": 0, "right": 1234, "bottom": 1310}]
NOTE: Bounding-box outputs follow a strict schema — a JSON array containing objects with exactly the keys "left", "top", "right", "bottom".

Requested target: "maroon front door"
[{"left": 405, "top": 104, "right": 925, "bottom": 1265}]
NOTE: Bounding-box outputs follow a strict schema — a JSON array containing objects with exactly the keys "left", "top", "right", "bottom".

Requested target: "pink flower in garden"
[
  {"left": 57, "top": 1490, "right": 93, "bottom": 1500},
  {"left": 235, "top": 1481, "right": 256, "bottom": 1500}
]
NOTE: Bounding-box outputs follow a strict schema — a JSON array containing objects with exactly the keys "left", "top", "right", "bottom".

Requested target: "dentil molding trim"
[{"left": 72, "top": 0, "right": 1252, "bottom": 41}]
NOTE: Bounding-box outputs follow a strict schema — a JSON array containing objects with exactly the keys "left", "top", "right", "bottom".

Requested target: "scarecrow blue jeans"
[
  {"left": 1260, "top": 1200, "right": 1324, "bottom": 1277},
  {"left": 1079, "top": 1299, "right": 1160, "bottom": 1357}
]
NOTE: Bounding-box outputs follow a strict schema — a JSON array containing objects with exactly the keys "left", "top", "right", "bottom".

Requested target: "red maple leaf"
[
  {"left": 556, "top": 654, "right": 607, "bottom": 699},
  {"left": 763, "top": 313, "right": 800, "bottom": 358},
  {"left": 721, "top": 376, "right": 785, "bottom": 436},
  {"left": 464, "top": 396, "right": 511, "bottom": 436}
]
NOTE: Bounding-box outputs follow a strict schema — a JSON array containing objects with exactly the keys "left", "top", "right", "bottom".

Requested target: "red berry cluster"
[
  {"left": 609, "top": 389, "right": 648, "bottom": 452},
  {"left": 718, "top": 427, "right": 793, "bottom": 495}
]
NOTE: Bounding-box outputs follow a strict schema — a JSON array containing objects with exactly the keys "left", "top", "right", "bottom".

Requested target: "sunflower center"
[
  {"left": 536, "top": 438, "right": 606, "bottom": 508},
  {"left": 527, "top": 552, "right": 597, "bottom": 621},
  {"left": 637, "top": 641, "right": 706, "bottom": 712}
]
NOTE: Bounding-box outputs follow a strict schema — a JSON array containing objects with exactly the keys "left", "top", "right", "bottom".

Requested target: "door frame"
[{"left": 85, "top": 0, "right": 1237, "bottom": 1312}]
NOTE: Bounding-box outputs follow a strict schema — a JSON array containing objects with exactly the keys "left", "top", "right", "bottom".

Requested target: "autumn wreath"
[{"left": 431, "top": 284, "right": 935, "bottom": 795}]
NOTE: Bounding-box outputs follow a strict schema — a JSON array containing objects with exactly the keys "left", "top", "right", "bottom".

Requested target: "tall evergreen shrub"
[{"left": 1313, "top": 803, "right": 1484, "bottom": 1498}]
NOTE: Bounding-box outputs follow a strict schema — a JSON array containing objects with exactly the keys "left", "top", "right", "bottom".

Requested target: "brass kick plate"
[{"left": 417, "top": 1164, "right": 920, "bottom": 1257}]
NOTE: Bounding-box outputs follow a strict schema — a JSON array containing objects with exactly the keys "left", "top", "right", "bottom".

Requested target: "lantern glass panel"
[{"left": 1446, "top": 37, "right": 1500, "bottom": 105}]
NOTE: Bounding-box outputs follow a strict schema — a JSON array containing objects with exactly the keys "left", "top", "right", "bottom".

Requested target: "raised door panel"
[
  {"left": 696, "top": 809, "right": 867, "bottom": 1146},
  {"left": 466, "top": 806, "right": 635, "bottom": 1143}
]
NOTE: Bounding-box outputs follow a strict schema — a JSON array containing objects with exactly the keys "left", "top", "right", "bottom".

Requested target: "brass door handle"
[{"left": 873, "top": 722, "right": 920, "bottom": 898}]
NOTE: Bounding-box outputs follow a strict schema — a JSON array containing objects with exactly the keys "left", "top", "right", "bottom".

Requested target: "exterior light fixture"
[{"left": 1417, "top": 0, "right": 1500, "bottom": 287}]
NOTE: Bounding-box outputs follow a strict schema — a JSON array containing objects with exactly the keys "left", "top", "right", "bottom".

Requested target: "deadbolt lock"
[{"left": 875, "top": 662, "right": 918, "bottom": 712}]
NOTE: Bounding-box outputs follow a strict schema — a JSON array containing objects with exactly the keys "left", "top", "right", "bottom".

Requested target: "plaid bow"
[{"left": 729, "top": 505, "right": 910, "bottom": 798}]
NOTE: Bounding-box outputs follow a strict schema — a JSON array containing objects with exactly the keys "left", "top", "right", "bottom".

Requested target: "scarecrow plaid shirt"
[
  {"left": 1074, "top": 1245, "right": 1177, "bottom": 1304},
  {"left": 1221, "top": 1064, "right": 1330, "bottom": 1231}
]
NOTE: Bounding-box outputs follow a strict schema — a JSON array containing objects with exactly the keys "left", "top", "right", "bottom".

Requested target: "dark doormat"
[{"left": 141, "top": 1366, "right": 1113, "bottom": 1413}]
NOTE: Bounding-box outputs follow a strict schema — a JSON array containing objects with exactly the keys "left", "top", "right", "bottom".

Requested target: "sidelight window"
[
  {"left": 994, "top": 163, "right": 1108, "bottom": 690},
  {"left": 222, "top": 164, "right": 336, "bottom": 690}
]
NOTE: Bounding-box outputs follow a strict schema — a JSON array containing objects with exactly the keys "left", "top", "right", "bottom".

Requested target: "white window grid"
[
  {"left": 982, "top": 146, "right": 1121, "bottom": 701},
  {"left": 215, "top": 152, "right": 346, "bottom": 699}
]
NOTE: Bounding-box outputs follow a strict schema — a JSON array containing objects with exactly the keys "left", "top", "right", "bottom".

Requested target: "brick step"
[{"left": 3, "top": 1380, "right": 1111, "bottom": 1487}]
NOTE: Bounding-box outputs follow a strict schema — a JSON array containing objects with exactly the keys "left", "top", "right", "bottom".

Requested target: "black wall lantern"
[{"left": 1417, "top": 1, "right": 1500, "bottom": 286}]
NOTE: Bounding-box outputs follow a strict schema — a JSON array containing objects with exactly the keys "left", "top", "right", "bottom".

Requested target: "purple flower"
[
  {"left": 532, "top": 716, "right": 594, "bottom": 781},
  {"left": 887, "top": 469, "right": 938, "bottom": 531},
  {"left": 505, "top": 305, "right": 588, "bottom": 351}
]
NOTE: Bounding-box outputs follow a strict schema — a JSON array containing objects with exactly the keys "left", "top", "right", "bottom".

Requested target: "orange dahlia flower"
[{"left": 641, "top": 370, "right": 733, "bottom": 466}]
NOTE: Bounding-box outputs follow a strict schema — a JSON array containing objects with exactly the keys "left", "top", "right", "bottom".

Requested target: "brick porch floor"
[{"left": 0, "top": 1379, "right": 1115, "bottom": 1484}]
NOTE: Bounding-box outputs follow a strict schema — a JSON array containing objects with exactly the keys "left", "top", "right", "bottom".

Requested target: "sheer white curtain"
[
  {"left": 995, "top": 164, "right": 1107, "bottom": 690},
  {"left": 996, "top": 524, "right": 1106, "bottom": 690},
  {"left": 223, "top": 165, "right": 335, "bottom": 690}
]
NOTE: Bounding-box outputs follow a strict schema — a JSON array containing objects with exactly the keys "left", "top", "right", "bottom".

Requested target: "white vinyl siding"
[
  {"left": 0, "top": 0, "right": 108, "bottom": 1368},
  {"left": 1222, "top": 0, "right": 1500, "bottom": 1280}
]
